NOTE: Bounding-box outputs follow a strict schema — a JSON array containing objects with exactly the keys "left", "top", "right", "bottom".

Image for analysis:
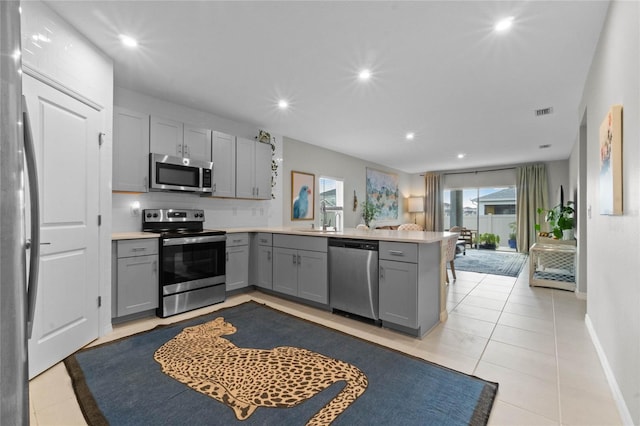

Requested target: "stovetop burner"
[
  {"left": 142, "top": 208, "right": 225, "bottom": 237},
  {"left": 149, "top": 229, "right": 226, "bottom": 238}
]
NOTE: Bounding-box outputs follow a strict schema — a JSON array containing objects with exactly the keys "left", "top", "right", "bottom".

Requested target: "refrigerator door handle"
[{"left": 23, "top": 95, "right": 40, "bottom": 340}]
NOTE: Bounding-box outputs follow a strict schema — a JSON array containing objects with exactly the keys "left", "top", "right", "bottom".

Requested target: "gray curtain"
[
  {"left": 424, "top": 173, "right": 443, "bottom": 231},
  {"left": 516, "top": 164, "right": 548, "bottom": 253}
]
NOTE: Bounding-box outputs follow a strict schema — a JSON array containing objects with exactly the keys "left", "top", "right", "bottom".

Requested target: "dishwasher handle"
[{"left": 328, "top": 238, "right": 378, "bottom": 251}]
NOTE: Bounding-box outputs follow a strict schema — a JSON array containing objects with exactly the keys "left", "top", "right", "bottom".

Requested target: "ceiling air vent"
[{"left": 535, "top": 107, "right": 554, "bottom": 117}]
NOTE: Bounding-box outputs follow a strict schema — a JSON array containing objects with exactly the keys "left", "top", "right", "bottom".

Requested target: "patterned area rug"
[
  {"left": 65, "top": 301, "right": 498, "bottom": 426},
  {"left": 450, "top": 249, "right": 528, "bottom": 277}
]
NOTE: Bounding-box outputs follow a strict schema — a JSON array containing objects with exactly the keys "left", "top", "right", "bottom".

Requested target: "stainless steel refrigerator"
[{"left": 1, "top": 1, "right": 41, "bottom": 423}]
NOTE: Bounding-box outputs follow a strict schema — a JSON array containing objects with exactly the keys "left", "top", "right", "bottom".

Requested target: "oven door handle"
[{"left": 163, "top": 235, "right": 226, "bottom": 246}]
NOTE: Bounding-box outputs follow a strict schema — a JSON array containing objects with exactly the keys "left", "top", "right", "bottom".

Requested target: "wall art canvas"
[
  {"left": 291, "top": 171, "right": 314, "bottom": 220},
  {"left": 366, "top": 168, "right": 399, "bottom": 221},
  {"left": 599, "top": 104, "right": 623, "bottom": 215}
]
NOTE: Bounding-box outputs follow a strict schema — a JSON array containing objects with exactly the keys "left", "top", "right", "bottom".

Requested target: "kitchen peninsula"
[{"left": 112, "top": 227, "right": 457, "bottom": 337}]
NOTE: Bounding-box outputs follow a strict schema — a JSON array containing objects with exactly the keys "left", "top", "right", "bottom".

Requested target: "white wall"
[
  {"left": 579, "top": 1, "right": 640, "bottom": 423},
  {"left": 112, "top": 88, "right": 284, "bottom": 231},
  {"left": 569, "top": 122, "right": 588, "bottom": 295},
  {"left": 282, "top": 137, "right": 413, "bottom": 229}
]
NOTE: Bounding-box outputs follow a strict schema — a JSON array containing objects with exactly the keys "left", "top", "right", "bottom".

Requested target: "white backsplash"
[{"left": 112, "top": 192, "right": 274, "bottom": 232}]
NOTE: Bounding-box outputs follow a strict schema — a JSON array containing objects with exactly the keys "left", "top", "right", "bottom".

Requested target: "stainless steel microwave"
[{"left": 149, "top": 153, "right": 213, "bottom": 193}]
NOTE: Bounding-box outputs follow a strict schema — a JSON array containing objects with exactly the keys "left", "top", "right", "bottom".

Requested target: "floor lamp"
[{"left": 408, "top": 197, "right": 424, "bottom": 224}]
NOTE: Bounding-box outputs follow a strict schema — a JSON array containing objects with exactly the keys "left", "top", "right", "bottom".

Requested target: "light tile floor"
[{"left": 29, "top": 267, "right": 623, "bottom": 425}]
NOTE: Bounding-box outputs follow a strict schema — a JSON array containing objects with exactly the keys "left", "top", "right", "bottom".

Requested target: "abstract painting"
[
  {"left": 599, "top": 105, "right": 623, "bottom": 215},
  {"left": 291, "top": 171, "right": 314, "bottom": 220},
  {"left": 366, "top": 168, "right": 398, "bottom": 221}
]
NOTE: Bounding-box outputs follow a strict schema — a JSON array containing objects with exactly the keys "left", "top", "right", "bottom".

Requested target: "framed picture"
[
  {"left": 599, "top": 104, "right": 623, "bottom": 215},
  {"left": 366, "top": 168, "right": 399, "bottom": 221},
  {"left": 291, "top": 171, "right": 315, "bottom": 220}
]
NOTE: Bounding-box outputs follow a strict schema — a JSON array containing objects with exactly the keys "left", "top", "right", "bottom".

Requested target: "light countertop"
[
  {"left": 112, "top": 232, "right": 160, "bottom": 241},
  {"left": 113, "top": 227, "right": 457, "bottom": 244},
  {"left": 218, "top": 227, "right": 456, "bottom": 244}
]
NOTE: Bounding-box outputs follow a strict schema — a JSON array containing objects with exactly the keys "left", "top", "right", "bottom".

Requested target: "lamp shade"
[{"left": 408, "top": 197, "right": 424, "bottom": 213}]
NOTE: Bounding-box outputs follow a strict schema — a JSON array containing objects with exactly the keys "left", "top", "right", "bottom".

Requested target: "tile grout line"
[
  {"left": 470, "top": 274, "right": 516, "bottom": 375},
  {"left": 551, "top": 291, "right": 564, "bottom": 425}
]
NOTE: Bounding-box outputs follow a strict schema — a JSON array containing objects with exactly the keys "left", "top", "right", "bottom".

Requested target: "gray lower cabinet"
[
  {"left": 255, "top": 233, "right": 273, "bottom": 289},
  {"left": 378, "top": 241, "right": 440, "bottom": 336},
  {"left": 113, "top": 238, "right": 158, "bottom": 318},
  {"left": 226, "top": 233, "right": 249, "bottom": 291},
  {"left": 379, "top": 259, "right": 418, "bottom": 328},
  {"left": 272, "top": 235, "right": 328, "bottom": 304}
]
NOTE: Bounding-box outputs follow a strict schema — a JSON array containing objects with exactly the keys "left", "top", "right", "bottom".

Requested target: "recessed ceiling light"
[
  {"left": 494, "top": 16, "right": 514, "bottom": 32},
  {"left": 277, "top": 99, "right": 289, "bottom": 109},
  {"left": 358, "top": 69, "right": 371, "bottom": 81},
  {"left": 405, "top": 132, "right": 415, "bottom": 141},
  {"left": 457, "top": 153, "right": 466, "bottom": 159},
  {"left": 119, "top": 34, "right": 138, "bottom": 48}
]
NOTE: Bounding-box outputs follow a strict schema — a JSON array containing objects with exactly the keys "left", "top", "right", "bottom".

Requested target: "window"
[
  {"left": 319, "top": 177, "right": 344, "bottom": 229},
  {"left": 444, "top": 186, "right": 517, "bottom": 251}
]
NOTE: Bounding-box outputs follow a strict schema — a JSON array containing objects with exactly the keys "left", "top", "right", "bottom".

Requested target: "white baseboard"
[
  {"left": 585, "top": 314, "right": 634, "bottom": 425},
  {"left": 576, "top": 291, "right": 587, "bottom": 300}
]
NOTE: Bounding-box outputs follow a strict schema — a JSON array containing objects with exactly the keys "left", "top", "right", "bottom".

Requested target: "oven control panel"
[{"left": 143, "top": 209, "right": 205, "bottom": 223}]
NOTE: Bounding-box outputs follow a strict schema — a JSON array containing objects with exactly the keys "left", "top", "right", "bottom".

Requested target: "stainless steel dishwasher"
[{"left": 329, "top": 238, "right": 379, "bottom": 321}]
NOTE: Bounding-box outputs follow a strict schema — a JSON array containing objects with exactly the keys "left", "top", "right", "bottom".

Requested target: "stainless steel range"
[{"left": 142, "top": 209, "right": 226, "bottom": 317}]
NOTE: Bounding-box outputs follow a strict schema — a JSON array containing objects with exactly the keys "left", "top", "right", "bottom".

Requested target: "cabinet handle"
[
  {"left": 297, "top": 255, "right": 301, "bottom": 265},
  {"left": 153, "top": 260, "right": 157, "bottom": 273},
  {"left": 260, "top": 239, "right": 267, "bottom": 244},
  {"left": 292, "top": 254, "right": 297, "bottom": 265},
  {"left": 267, "top": 251, "right": 271, "bottom": 261},
  {"left": 389, "top": 250, "right": 404, "bottom": 256},
  {"left": 131, "top": 247, "right": 147, "bottom": 252},
  {"left": 380, "top": 266, "right": 385, "bottom": 279},
  {"left": 177, "top": 144, "right": 182, "bottom": 157},
  {"left": 256, "top": 187, "right": 259, "bottom": 197},
  {"left": 143, "top": 176, "right": 148, "bottom": 191},
  {"left": 226, "top": 252, "right": 229, "bottom": 262},
  {"left": 213, "top": 183, "right": 217, "bottom": 194}
]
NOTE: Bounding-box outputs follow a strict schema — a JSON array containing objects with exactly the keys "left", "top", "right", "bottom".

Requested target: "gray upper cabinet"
[
  {"left": 236, "top": 137, "right": 271, "bottom": 199},
  {"left": 150, "top": 115, "right": 212, "bottom": 162},
  {"left": 183, "top": 124, "right": 212, "bottom": 161},
  {"left": 211, "top": 131, "right": 236, "bottom": 197},
  {"left": 112, "top": 107, "right": 149, "bottom": 192},
  {"left": 150, "top": 115, "right": 183, "bottom": 157}
]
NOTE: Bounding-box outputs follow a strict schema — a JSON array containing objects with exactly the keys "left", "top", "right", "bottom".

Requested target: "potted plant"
[
  {"left": 508, "top": 222, "right": 517, "bottom": 249},
  {"left": 535, "top": 201, "right": 575, "bottom": 240},
  {"left": 361, "top": 200, "right": 379, "bottom": 228},
  {"left": 478, "top": 233, "right": 500, "bottom": 250}
]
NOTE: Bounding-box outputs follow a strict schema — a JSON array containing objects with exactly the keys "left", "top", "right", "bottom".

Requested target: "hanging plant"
[{"left": 257, "top": 130, "right": 278, "bottom": 199}]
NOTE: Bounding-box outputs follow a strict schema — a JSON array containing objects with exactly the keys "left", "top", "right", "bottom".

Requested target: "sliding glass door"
[{"left": 444, "top": 186, "right": 517, "bottom": 251}]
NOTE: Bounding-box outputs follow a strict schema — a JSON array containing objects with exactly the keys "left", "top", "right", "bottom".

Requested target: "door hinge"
[
  {"left": 98, "top": 132, "right": 105, "bottom": 146},
  {"left": 98, "top": 215, "right": 102, "bottom": 226},
  {"left": 97, "top": 296, "right": 102, "bottom": 307}
]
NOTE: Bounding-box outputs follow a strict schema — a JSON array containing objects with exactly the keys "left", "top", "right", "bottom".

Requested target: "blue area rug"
[
  {"left": 451, "top": 249, "right": 528, "bottom": 277},
  {"left": 65, "top": 301, "right": 498, "bottom": 426}
]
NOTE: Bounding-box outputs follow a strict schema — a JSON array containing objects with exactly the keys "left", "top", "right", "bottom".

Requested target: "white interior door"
[{"left": 24, "top": 76, "right": 101, "bottom": 379}]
